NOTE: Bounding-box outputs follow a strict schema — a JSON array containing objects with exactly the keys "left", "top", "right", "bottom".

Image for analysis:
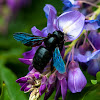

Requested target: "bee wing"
[
  {"left": 53, "top": 47, "right": 66, "bottom": 74},
  {"left": 13, "top": 33, "right": 45, "bottom": 47}
]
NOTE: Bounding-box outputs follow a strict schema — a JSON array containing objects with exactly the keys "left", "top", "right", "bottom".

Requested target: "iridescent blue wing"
[
  {"left": 13, "top": 33, "right": 45, "bottom": 47},
  {"left": 53, "top": 47, "right": 66, "bottom": 74}
]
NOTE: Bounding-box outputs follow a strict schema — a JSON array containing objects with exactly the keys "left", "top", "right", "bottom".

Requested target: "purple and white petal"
[
  {"left": 87, "top": 50, "right": 100, "bottom": 62},
  {"left": 56, "top": 11, "right": 85, "bottom": 40}
]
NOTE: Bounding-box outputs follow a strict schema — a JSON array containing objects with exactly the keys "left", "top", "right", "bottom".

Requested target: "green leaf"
[
  {"left": 82, "top": 84, "right": 100, "bottom": 100},
  {"left": 39, "top": 90, "right": 56, "bottom": 100},
  {"left": 40, "top": 93, "right": 45, "bottom": 100},
  {"left": 96, "top": 71, "right": 100, "bottom": 82},
  {"left": 0, "top": 83, "right": 10, "bottom": 100},
  {"left": 91, "top": 80, "right": 97, "bottom": 85},
  {"left": 66, "top": 87, "right": 91, "bottom": 100},
  {"left": 0, "top": 66, "right": 28, "bottom": 100},
  {"left": 48, "top": 90, "right": 56, "bottom": 100}
]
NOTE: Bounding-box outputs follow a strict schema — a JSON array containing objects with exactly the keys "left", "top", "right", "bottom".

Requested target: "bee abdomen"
[{"left": 33, "top": 46, "right": 52, "bottom": 71}]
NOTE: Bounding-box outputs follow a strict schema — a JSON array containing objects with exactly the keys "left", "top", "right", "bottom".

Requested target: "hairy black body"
[{"left": 33, "top": 31, "right": 64, "bottom": 71}]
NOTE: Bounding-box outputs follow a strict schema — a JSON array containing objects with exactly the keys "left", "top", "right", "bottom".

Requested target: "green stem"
[
  {"left": 63, "top": 30, "right": 86, "bottom": 59},
  {"left": 89, "top": 6, "right": 100, "bottom": 20}
]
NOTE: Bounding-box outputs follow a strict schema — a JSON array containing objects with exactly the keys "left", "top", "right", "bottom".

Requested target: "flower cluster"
[{"left": 15, "top": 0, "right": 100, "bottom": 100}]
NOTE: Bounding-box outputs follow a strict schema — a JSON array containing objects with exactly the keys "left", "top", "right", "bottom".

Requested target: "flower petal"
[
  {"left": 49, "top": 74, "right": 56, "bottom": 84},
  {"left": 31, "top": 26, "right": 42, "bottom": 36},
  {"left": 44, "top": 83, "right": 55, "bottom": 100},
  {"left": 60, "top": 78, "right": 67, "bottom": 100},
  {"left": 47, "top": 7, "right": 57, "bottom": 33},
  {"left": 87, "top": 50, "right": 100, "bottom": 62},
  {"left": 87, "top": 59, "right": 100, "bottom": 76},
  {"left": 56, "top": 11, "right": 85, "bottom": 40},
  {"left": 22, "top": 47, "right": 38, "bottom": 59},
  {"left": 28, "top": 65, "right": 33, "bottom": 71},
  {"left": 55, "top": 80, "right": 61, "bottom": 100},
  {"left": 84, "top": 20, "right": 100, "bottom": 30},
  {"left": 16, "top": 77, "right": 29, "bottom": 83},
  {"left": 68, "top": 65, "right": 87, "bottom": 93},
  {"left": 43, "top": 4, "right": 57, "bottom": 19},
  {"left": 19, "top": 58, "right": 33, "bottom": 65},
  {"left": 20, "top": 83, "right": 29, "bottom": 91},
  {"left": 41, "top": 27, "right": 48, "bottom": 37},
  {"left": 39, "top": 84, "right": 46, "bottom": 95}
]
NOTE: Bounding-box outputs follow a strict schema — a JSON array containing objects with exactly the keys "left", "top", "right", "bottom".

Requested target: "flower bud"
[
  {"left": 39, "top": 76, "right": 48, "bottom": 95},
  {"left": 79, "top": 43, "right": 89, "bottom": 55},
  {"left": 49, "top": 74, "right": 56, "bottom": 84},
  {"left": 68, "top": 61, "right": 87, "bottom": 93}
]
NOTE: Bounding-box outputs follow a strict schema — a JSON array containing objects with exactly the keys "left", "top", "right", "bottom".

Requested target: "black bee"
[{"left": 13, "top": 31, "right": 66, "bottom": 74}]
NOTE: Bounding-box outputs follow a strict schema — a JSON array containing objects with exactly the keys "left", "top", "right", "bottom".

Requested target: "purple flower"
[
  {"left": 79, "top": 43, "right": 90, "bottom": 55},
  {"left": 43, "top": 4, "right": 57, "bottom": 33},
  {"left": 84, "top": 20, "right": 100, "bottom": 30},
  {"left": 39, "top": 84, "right": 46, "bottom": 95},
  {"left": 43, "top": 4, "right": 57, "bottom": 19},
  {"left": 71, "top": 47, "right": 100, "bottom": 76},
  {"left": 60, "top": 78, "right": 67, "bottom": 100},
  {"left": 88, "top": 31, "right": 100, "bottom": 50},
  {"left": 56, "top": 11, "right": 85, "bottom": 40},
  {"left": 39, "top": 76, "right": 47, "bottom": 95},
  {"left": 16, "top": 68, "right": 41, "bottom": 92},
  {"left": 75, "top": 50, "right": 100, "bottom": 63},
  {"left": 68, "top": 61, "right": 87, "bottom": 93},
  {"left": 86, "top": 50, "right": 100, "bottom": 76},
  {"left": 44, "top": 4, "right": 85, "bottom": 40},
  {"left": 55, "top": 72, "right": 67, "bottom": 100},
  {"left": 62, "top": 0, "right": 80, "bottom": 11},
  {"left": 44, "top": 73, "right": 56, "bottom": 100},
  {"left": 87, "top": 59, "right": 100, "bottom": 76},
  {"left": 48, "top": 73, "right": 56, "bottom": 84},
  {"left": 73, "top": 49, "right": 100, "bottom": 63}
]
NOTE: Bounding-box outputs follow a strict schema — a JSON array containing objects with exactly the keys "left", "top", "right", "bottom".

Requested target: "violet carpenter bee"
[{"left": 13, "top": 31, "right": 66, "bottom": 74}]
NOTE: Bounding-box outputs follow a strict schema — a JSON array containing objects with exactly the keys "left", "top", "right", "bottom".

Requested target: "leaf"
[
  {"left": 66, "top": 87, "right": 91, "bottom": 100},
  {"left": 48, "top": 90, "right": 56, "bottom": 100},
  {"left": 40, "top": 93, "right": 45, "bottom": 100},
  {"left": 0, "top": 66, "right": 28, "bottom": 100},
  {"left": 91, "top": 80, "right": 97, "bottom": 85},
  {"left": 82, "top": 84, "right": 100, "bottom": 100},
  {"left": 0, "top": 83, "right": 10, "bottom": 100},
  {"left": 96, "top": 71, "right": 100, "bottom": 82}
]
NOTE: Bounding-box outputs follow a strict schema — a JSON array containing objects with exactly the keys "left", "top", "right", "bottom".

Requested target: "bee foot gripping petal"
[{"left": 53, "top": 47, "right": 66, "bottom": 74}]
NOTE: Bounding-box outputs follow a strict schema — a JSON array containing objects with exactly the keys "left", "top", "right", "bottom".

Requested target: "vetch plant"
[{"left": 13, "top": 0, "right": 100, "bottom": 100}]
